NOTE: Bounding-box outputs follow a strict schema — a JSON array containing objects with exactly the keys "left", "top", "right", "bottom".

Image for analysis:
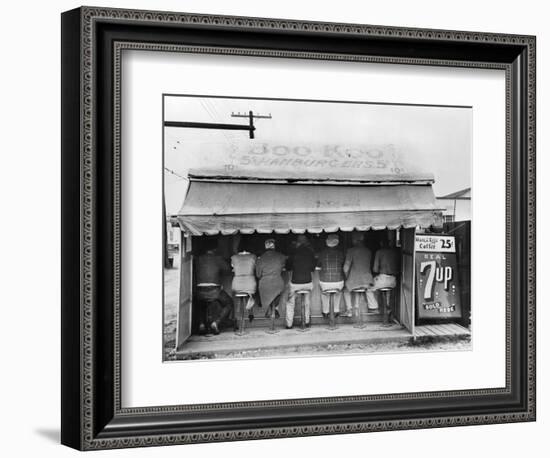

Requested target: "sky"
[{"left": 164, "top": 95, "right": 472, "bottom": 214}]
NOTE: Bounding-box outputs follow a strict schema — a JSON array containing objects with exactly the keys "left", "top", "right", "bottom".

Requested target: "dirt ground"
[
  {"left": 163, "top": 266, "right": 179, "bottom": 352},
  {"left": 166, "top": 335, "right": 471, "bottom": 361}
]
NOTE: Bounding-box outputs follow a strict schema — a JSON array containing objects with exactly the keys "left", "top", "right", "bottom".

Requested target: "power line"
[
  {"left": 204, "top": 99, "right": 237, "bottom": 147},
  {"left": 164, "top": 167, "right": 188, "bottom": 181}
]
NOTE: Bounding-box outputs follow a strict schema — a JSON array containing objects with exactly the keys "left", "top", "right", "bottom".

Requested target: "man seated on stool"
[
  {"left": 194, "top": 244, "right": 234, "bottom": 335},
  {"left": 318, "top": 234, "right": 350, "bottom": 318},
  {"left": 256, "top": 238, "right": 287, "bottom": 320},
  {"left": 372, "top": 238, "right": 401, "bottom": 321},
  {"left": 285, "top": 234, "right": 316, "bottom": 329},
  {"left": 343, "top": 232, "right": 378, "bottom": 314}
]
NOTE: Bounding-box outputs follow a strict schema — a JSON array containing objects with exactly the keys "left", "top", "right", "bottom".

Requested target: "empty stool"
[
  {"left": 324, "top": 289, "right": 340, "bottom": 330},
  {"left": 234, "top": 292, "right": 249, "bottom": 336},
  {"left": 379, "top": 287, "right": 394, "bottom": 326},
  {"left": 296, "top": 289, "right": 310, "bottom": 332},
  {"left": 352, "top": 287, "right": 367, "bottom": 329}
]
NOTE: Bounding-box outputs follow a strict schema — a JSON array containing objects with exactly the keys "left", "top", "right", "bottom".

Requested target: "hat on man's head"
[
  {"left": 265, "top": 238, "right": 276, "bottom": 250},
  {"left": 203, "top": 239, "right": 218, "bottom": 253},
  {"left": 296, "top": 234, "right": 309, "bottom": 246},
  {"left": 326, "top": 234, "right": 339, "bottom": 247}
]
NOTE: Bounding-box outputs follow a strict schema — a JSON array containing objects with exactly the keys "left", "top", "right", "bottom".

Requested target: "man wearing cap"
[
  {"left": 255, "top": 239, "right": 287, "bottom": 319},
  {"left": 343, "top": 232, "right": 378, "bottom": 313},
  {"left": 285, "top": 234, "right": 316, "bottom": 329},
  {"left": 372, "top": 238, "right": 401, "bottom": 323},
  {"left": 373, "top": 238, "right": 400, "bottom": 288},
  {"left": 318, "top": 234, "right": 351, "bottom": 318}
]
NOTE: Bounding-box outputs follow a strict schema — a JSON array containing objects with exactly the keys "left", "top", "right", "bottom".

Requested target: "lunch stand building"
[{"left": 171, "top": 167, "right": 466, "bottom": 353}]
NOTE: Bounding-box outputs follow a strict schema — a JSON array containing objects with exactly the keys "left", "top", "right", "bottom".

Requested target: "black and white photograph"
[
  {"left": 163, "top": 95, "right": 472, "bottom": 361},
  {"left": 1, "top": 0, "right": 543, "bottom": 454}
]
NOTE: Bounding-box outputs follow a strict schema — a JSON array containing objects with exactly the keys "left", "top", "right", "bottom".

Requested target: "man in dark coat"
[
  {"left": 194, "top": 246, "right": 234, "bottom": 335},
  {"left": 285, "top": 235, "right": 316, "bottom": 329},
  {"left": 256, "top": 239, "right": 287, "bottom": 319}
]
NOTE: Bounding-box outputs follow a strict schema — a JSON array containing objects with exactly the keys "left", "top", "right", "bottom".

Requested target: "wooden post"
[
  {"left": 327, "top": 292, "right": 337, "bottom": 330},
  {"left": 175, "top": 232, "right": 193, "bottom": 350}
]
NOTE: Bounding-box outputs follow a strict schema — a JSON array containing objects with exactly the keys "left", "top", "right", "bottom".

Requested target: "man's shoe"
[
  {"left": 248, "top": 314, "right": 254, "bottom": 323},
  {"left": 322, "top": 313, "right": 328, "bottom": 319},
  {"left": 210, "top": 322, "right": 220, "bottom": 335},
  {"left": 286, "top": 325, "right": 293, "bottom": 330},
  {"left": 345, "top": 310, "right": 353, "bottom": 318}
]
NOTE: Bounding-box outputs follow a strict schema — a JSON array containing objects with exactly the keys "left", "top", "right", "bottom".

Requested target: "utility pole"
[
  {"left": 164, "top": 110, "right": 272, "bottom": 139},
  {"left": 163, "top": 109, "right": 272, "bottom": 266},
  {"left": 230, "top": 111, "right": 272, "bottom": 139}
]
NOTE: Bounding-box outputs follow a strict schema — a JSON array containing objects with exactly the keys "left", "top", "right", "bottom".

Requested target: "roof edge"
[{"left": 188, "top": 174, "right": 435, "bottom": 185}]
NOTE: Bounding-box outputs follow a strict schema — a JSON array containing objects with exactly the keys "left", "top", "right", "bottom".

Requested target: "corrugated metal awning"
[{"left": 177, "top": 181, "right": 443, "bottom": 235}]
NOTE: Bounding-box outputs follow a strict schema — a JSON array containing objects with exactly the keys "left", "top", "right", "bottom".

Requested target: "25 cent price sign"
[{"left": 415, "top": 234, "right": 462, "bottom": 319}]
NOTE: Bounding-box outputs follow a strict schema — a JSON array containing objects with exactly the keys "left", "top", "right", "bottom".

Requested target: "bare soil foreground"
[{"left": 165, "top": 335, "right": 471, "bottom": 361}]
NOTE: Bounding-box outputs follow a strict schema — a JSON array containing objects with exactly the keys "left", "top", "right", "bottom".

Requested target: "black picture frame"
[{"left": 61, "top": 6, "right": 536, "bottom": 450}]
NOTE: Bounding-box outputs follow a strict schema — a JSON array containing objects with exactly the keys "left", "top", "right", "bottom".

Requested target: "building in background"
[
  {"left": 436, "top": 188, "right": 471, "bottom": 328},
  {"left": 166, "top": 218, "right": 181, "bottom": 268},
  {"left": 436, "top": 187, "right": 471, "bottom": 222}
]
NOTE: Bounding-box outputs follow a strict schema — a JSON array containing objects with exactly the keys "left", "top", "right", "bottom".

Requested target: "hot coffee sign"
[{"left": 415, "top": 234, "right": 462, "bottom": 320}]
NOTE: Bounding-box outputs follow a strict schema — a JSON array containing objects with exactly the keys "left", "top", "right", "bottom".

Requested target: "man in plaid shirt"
[{"left": 318, "top": 234, "right": 352, "bottom": 317}]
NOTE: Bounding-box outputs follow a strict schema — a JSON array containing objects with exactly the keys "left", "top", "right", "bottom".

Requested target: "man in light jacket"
[{"left": 343, "top": 232, "right": 378, "bottom": 313}]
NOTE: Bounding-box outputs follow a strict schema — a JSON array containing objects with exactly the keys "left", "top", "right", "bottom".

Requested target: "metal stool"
[
  {"left": 296, "top": 290, "right": 310, "bottom": 332},
  {"left": 196, "top": 286, "right": 217, "bottom": 336},
  {"left": 352, "top": 287, "right": 367, "bottom": 329},
  {"left": 324, "top": 289, "right": 340, "bottom": 330},
  {"left": 234, "top": 292, "right": 249, "bottom": 336},
  {"left": 379, "top": 287, "right": 394, "bottom": 326}
]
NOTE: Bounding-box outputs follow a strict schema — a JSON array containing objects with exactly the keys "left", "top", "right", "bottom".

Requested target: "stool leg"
[
  {"left": 328, "top": 293, "right": 336, "bottom": 330},
  {"left": 354, "top": 293, "right": 366, "bottom": 329},
  {"left": 300, "top": 295, "right": 306, "bottom": 331},
  {"left": 271, "top": 304, "right": 277, "bottom": 331},
  {"left": 297, "top": 294, "right": 310, "bottom": 332},
  {"left": 382, "top": 291, "right": 391, "bottom": 326},
  {"left": 237, "top": 297, "right": 246, "bottom": 335},
  {"left": 388, "top": 290, "right": 394, "bottom": 323}
]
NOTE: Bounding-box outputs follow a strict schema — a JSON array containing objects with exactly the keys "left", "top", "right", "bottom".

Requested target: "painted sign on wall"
[
  {"left": 415, "top": 234, "right": 462, "bottom": 319},
  {"left": 185, "top": 142, "right": 434, "bottom": 182}
]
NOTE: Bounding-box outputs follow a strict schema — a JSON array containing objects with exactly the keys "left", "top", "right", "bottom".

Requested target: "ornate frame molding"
[{"left": 62, "top": 6, "right": 536, "bottom": 450}]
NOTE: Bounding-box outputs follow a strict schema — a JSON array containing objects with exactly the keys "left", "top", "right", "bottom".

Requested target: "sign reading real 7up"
[{"left": 415, "top": 234, "right": 462, "bottom": 320}]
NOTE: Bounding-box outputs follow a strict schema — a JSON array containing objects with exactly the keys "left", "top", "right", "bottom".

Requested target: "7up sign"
[{"left": 415, "top": 234, "right": 462, "bottom": 320}]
